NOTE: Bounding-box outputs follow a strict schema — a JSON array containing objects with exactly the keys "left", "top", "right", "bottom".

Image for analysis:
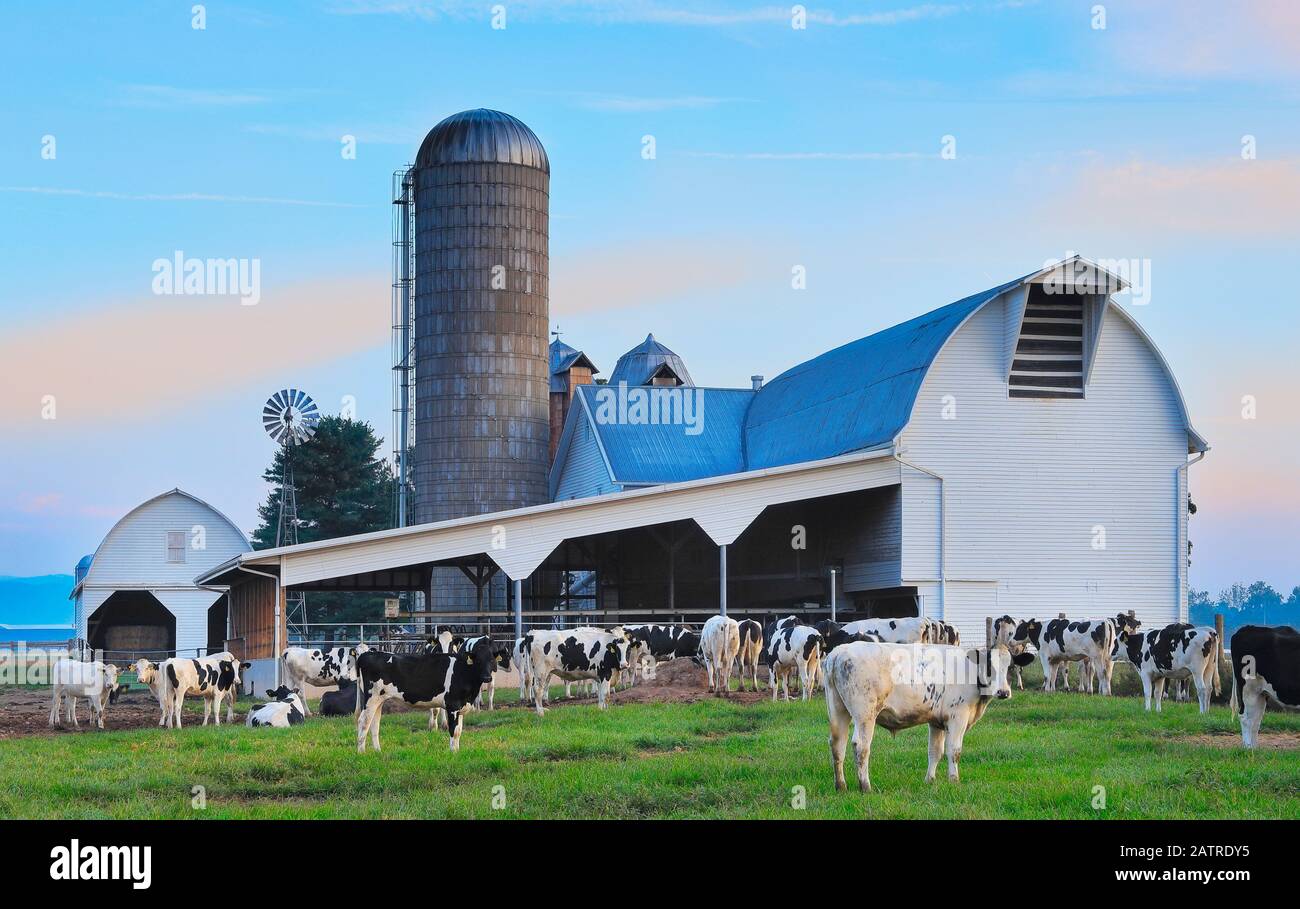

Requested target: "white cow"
[
  {"left": 765, "top": 623, "right": 823, "bottom": 702},
  {"left": 700, "top": 615, "right": 740, "bottom": 695},
  {"left": 824, "top": 641, "right": 1034, "bottom": 791},
  {"left": 133, "top": 658, "right": 169, "bottom": 726},
  {"left": 49, "top": 659, "right": 121, "bottom": 730},
  {"left": 281, "top": 644, "right": 367, "bottom": 716}
]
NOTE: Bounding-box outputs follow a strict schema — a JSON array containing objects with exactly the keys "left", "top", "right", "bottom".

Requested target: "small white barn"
[{"left": 71, "top": 489, "right": 251, "bottom": 660}]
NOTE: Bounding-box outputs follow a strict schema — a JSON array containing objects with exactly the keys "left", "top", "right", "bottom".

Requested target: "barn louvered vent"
[{"left": 1010, "top": 285, "right": 1085, "bottom": 398}]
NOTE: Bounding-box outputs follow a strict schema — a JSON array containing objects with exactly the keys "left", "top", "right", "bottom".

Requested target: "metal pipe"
[
  {"left": 513, "top": 577, "right": 524, "bottom": 640},
  {"left": 1176, "top": 450, "right": 1206, "bottom": 622},
  {"left": 830, "top": 568, "right": 837, "bottom": 622},
  {"left": 719, "top": 544, "right": 728, "bottom": 616}
]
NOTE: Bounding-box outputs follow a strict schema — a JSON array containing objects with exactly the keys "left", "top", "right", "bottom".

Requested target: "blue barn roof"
[{"left": 608, "top": 334, "right": 695, "bottom": 387}]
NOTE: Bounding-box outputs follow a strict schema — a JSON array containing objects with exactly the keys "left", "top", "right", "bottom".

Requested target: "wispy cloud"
[
  {"left": 17, "top": 494, "right": 62, "bottom": 515},
  {"left": 2, "top": 277, "right": 389, "bottom": 428},
  {"left": 1109, "top": 0, "right": 1300, "bottom": 80},
  {"left": 686, "top": 150, "right": 930, "bottom": 160},
  {"left": 115, "top": 83, "right": 271, "bottom": 107},
  {"left": 329, "top": 1, "right": 966, "bottom": 28},
  {"left": 0, "top": 186, "right": 369, "bottom": 208}
]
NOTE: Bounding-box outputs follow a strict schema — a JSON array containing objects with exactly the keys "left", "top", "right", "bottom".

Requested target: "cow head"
[
  {"left": 491, "top": 642, "right": 512, "bottom": 672},
  {"left": 265, "top": 685, "right": 303, "bottom": 702},
  {"left": 461, "top": 637, "right": 497, "bottom": 686},
  {"left": 134, "top": 658, "right": 157, "bottom": 685},
  {"left": 972, "top": 646, "right": 1035, "bottom": 699},
  {"left": 1013, "top": 619, "right": 1042, "bottom": 647},
  {"left": 1114, "top": 613, "right": 1142, "bottom": 640}
]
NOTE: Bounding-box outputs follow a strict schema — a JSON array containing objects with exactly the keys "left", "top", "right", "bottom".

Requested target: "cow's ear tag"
[{"left": 467, "top": 656, "right": 474, "bottom": 665}]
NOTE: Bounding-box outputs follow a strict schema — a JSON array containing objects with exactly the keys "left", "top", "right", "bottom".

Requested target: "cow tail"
[
  {"left": 1229, "top": 651, "right": 1241, "bottom": 717},
  {"left": 1211, "top": 632, "right": 1222, "bottom": 697},
  {"left": 354, "top": 664, "right": 364, "bottom": 718}
]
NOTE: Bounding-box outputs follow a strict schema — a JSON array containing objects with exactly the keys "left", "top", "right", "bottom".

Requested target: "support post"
[
  {"left": 719, "top": 544, "right": 728, "bottom": 616},
  {"left": 985, "top": 615, "right": 994, "bottom": 648},
  {"left": 513, "top": 577, "right": 524, "bottom": 641},
  {"left": 1215, "top": 612, "right": 1225, "bottom": 669},
  {"left": 829, "top": 568, "right": 837, "bottom": 623},
  {"left": 274, "top": 582, "right": 284, "bottom": 687}
]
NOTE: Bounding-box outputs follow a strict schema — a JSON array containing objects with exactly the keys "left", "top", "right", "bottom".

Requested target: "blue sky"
[{"left": 1, "top": 0, "right": 1297, "bottom": 595}]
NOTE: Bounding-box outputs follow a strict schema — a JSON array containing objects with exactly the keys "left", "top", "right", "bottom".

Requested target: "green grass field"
[{"left": 2, "top": 679, "right": 1297, "bottom": 819}]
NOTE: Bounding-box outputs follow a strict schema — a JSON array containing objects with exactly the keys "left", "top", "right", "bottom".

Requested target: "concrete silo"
[{"left": 411, "top": 109, "right": 551, "bottom": 609}]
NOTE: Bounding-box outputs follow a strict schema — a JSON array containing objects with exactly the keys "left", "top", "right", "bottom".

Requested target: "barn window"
[
  {"left": 1009, "top": 284, "right": 1085, "bottom": 399},
  {"left": 166, "top": 531, "right": 187, "bottom": 563}
]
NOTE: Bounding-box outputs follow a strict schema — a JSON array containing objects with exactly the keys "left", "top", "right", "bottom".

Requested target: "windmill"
[{"left": 263, "top": 389, "right": 320, "bottom": 637}]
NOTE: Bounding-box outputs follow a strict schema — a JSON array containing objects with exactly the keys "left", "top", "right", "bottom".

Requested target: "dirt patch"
[
  {"left": 0, "top": 686, "right": 241, "bottom": 738},
  {"left": 544, "top": 658, "right": 774, "bottom": 709},
  {"left": 1175, "top": 731, "right": 1300, "bottom": 750}
]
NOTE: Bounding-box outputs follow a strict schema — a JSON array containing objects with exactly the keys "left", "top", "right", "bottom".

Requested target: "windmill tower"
[{"left": 262, "top": 388, "right": 320, "bottom": 637}]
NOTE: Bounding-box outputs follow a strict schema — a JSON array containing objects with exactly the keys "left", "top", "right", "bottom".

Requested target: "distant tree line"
[{"left": 1189, "top": 582, "right": 1300, "bottom": 637}]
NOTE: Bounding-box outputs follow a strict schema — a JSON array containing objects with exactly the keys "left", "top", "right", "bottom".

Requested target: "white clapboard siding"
[
  {"left": 842, "top": 485, "right": 902, "bottom": 591},
  {"left": 554, "top": 412, "right": 618, "bottom": 500},
  {"left": 942, "top": 580, "right": 999, "bottom": 645},
  {"left": 900, "top": 295, "right": 1190, "bottom": 631}
]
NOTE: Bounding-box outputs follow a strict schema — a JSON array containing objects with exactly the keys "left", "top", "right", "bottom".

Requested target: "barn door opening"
[
  {"left": 86, "top": 591, "right": 177, "bottom": 663},
  {"left": 207, "top": 594, "right": 229, "bottom": 655}
]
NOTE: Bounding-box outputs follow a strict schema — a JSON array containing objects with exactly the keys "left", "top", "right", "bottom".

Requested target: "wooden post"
[
  {"left": 1059, "top": 612, "right": 1066, "bottom": 620},
  {"left": 1215, "top": 612, "right": 1226, "bottom": 664},
  {"left": 985, "top": 615, "right": 994, "bottom": 648}
]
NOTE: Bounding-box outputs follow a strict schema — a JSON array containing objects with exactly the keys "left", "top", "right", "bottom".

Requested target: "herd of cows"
[{"left": 43, "top": 613, "right": 1300, "bottom": 789}]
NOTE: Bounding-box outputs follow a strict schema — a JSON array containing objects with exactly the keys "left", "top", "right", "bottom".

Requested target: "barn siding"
[
  {"left": 76, "top": 491, "right": 251, "bottom": 653},
  {"left": 554, "top": 412, "right": 618, "bottom": 500},
  {"left": 900, "top": 295, "right": 1190, "bottom": 643},
  {"left": 842, "top": 485, "right": 902, "bottom": 591}
]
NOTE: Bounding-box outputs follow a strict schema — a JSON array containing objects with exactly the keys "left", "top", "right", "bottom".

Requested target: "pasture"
[{"left": 1, "top": 665, "right": 1297, "bottom": 819}]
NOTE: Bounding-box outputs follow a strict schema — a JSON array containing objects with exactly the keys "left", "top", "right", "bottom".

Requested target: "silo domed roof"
[
  {"left": 608, "top": 333, "right": 694, "bottom": 387},
  {"left": 416, "top": 109, "right": 550, "bottom": 172}
]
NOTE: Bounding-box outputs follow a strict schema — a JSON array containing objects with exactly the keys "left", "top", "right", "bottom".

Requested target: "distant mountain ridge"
[{"left": 0, "top": 575, "right": 75, "bottom": 625}]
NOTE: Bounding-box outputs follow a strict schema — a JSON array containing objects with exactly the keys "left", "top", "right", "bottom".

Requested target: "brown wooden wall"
[{"left": 226, "top": 574, "right": 282, "bottom": 660}]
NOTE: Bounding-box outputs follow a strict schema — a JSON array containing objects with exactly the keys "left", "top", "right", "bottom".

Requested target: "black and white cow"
[
  {"left": 1231, "top": 624, "right": 1300, "bottom": 748},
  {"left": 1013, "top": 616, "right": 1125, "bottom": 695},
  {"left": 991, "top": 615, "right": 1030, "bottom": 690},
  {"left": 48, "top": 659, "right": 121, "bottom": 730},
  {"left": 355, "top": 637, "right": 496, "bottom": 753},
  {"left": 735, "top": 619, "right": 764, "bottom": 691},
  {"left": 527, "top": 628, "right": 631, "bottom": 715},
  {"left": 624, "top": 624, "right": 696, "bottom": 682},
  {"left": 319, "top": 679, "right": 358, "bottom": 716},
  {"left": 932, "top": 621, "right": 960, "bottom": 645},
  {"left": 246, "top": 687, "right": 306, "bottom": 727},
  {"left": 1125, "top": 623, "right": 1220, "bottom": 713},
  {"left": 824, "top": 641, "right": 1035, "bottom": 791},
  {"left": 428, "top": 635, "right": 513, "bottom": 730},
  {"left": 840, "top": 616, "right": 932, "bottom": 644},
  {"left": 160, "top": 652, "right": 249, "bottom": 727},
  {"left": 133, "top": 658, "right": 171, "bottom": 726},
  {"left": 281, "top": 644, "right": 367, "bottom": 716},
  {"left": 766, "top": 624, "right": 824, "bottom": 701}
]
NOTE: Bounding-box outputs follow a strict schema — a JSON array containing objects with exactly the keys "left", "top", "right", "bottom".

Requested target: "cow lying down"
[
  {"left": 824, "top": 641, "right": 1034, "bottom": 792},
  {"left": 246, "top": 687, "right": 306, "bottom": 728}
]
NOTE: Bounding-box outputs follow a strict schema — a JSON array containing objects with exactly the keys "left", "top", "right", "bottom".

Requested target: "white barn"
[
  {"left": 71, "top": 489, "right": 251, "bottom": 660},
  {"left": 200, "top": 258, "right": 1207, "bottom": 646}
]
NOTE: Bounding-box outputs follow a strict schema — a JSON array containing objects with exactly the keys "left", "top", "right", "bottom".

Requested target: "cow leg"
[
  {"left": 1041, "top": 653, "right": 1054, "bottom": 691},
  {"left": 851, "top": 714, "right": 877, "bottom": 793},
  {"left": 355, "top": 697, "right": 375, "bottom": 753},
  {"left": 1095, "top": 658, "right": 1112, "bottom": 696},
  {"left": 1014, "top": 665, "right": 1024, "bottom": 690},
  {"left": 1240, "top": 686, "right": 1266, "bottom": 748},
  {"left": 532, "top": 673, "right": 547, "bottom": 717},
  {"left": 488, "top": 678, "right": 495, "bottom": 711},
  {"left": 48, "top": 688, "right": 59, "bottom": 727},
  {"left": 925, "top": 723, "right": 947, "bottom": 783},
  {"left": 1152, "top": 676, "right": 1167, "bottom": 712},
  {"left": 428, "top": 708, "right": 439, "bottom": 730},
  {"left": 369, "top": 699, "right": 383, "bottom": 751},
  {"left": 1141, "top": 672, "right": 1153, "bottom": 711},
  {"left": 1193, "top": 671, "right": 1210, "bottom": 714},
  {"left": 201, "top": 698, "right": 211, "bottom": 726},
  {"left": 797, "top": 660, "right": 812, "bottom": 702},
  {"left": 447, "top": 709, "right": 463, "bottom": 752},
  {"left": 770, "top": 665, "right": 779, "bottom": 701},
  {"left": 945, "top": 718, "right": 968, "bottom": 782},
  {"left": 69, "top": 697, "right": 80, "bottom": 728},
  {"left": 596, "top": 678, "right": 610, "bottom": 709},
  {"left": 825, "top": 682, "right": 851, "bottom": 791}
]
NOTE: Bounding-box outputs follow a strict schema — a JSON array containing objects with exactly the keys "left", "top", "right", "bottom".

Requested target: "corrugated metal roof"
[
  {"left": 608, "top": 333, "right": 695, "bottom": 387},
  {"left": 549, "top": 338, "right": 599, "bottom": 392},
  {"left": 744, "top": 279, "right": 1020, "bottom": 469},
  {"left": 577, "top": 385, "right": 752, "bottom": 484},
  {"left": 416, "top": 109, "right": 550, "bottom": 172}
]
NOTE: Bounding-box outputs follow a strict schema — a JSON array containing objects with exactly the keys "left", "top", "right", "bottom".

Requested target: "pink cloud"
[
  {"left": 17, "top": 493, "right": 63, "bottom": 514},
  {"left": 1113, "top": 1, "right": 1300, "bottom": 79}
]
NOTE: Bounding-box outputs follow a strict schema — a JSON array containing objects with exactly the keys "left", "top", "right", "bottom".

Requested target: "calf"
[
  {"left": 1013, "top": 616, "right": 1121, "bottom": 695},
  {"left": 160, "top": 652, "right": 249, "bottom": 728},
  {"left": 281, "top": 644, "right": 366, "bottom": 716},
  {"left": 1231, "top": 624, "right": 1300, "bottom": 748},
  {"left": 824, "top": 641, "right": 1034, "bottom": 791},
  {"left": 246, "top": 686, "right": 306, "bottom": 727},
  {"left": 840, "top": 616, "right": 931, "bottom": 644},
  {"left": 766, "top": 624, "right": 824, "bottom": 701},
  {"left": 355, "top": 637, "right": 496, "bottom": 753},
  {"left": 735, "top": 619, "right": 764, "bottom": 691},
  {"left": 1125, "top": 623, "right": 1220, "bottom": 713},
  {"left": 49, "top": 659, "right": 121, "bottom": 730},
  {"left": 700, "top": 615, "right": 741, "bottom": 695},
  {"left": 528, "top": 628, "right": 631, "bottom": 716},
  {"left": 992, "top": 615, "right": 1029, "bottom": 690},
  {"left": 319, "top": 679, "right": 358, "bottom": 716}
]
